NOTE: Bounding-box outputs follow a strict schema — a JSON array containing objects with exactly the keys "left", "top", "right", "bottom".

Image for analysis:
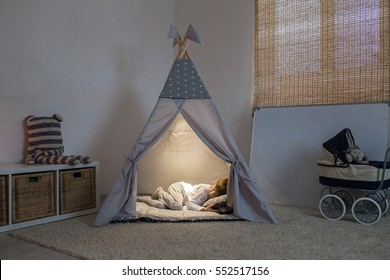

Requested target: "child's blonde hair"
[{"left": 214, "top": 178, "right": 228, "bottom": 196}]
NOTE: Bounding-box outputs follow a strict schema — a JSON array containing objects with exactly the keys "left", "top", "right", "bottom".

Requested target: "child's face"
[{"left": 208, "top": 184, "right": 219, "bottom": 198}]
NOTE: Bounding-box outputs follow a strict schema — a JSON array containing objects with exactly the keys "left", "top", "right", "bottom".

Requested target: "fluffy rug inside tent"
[{"left": 93, "top": 25, "right": 277, "bottom": 226}]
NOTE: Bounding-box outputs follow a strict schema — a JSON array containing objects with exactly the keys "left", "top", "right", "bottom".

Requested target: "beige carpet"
[{"left": 8, "top": 204, "right": 390, "bottom": 260}]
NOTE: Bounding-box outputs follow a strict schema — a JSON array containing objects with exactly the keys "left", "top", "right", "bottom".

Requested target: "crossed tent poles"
[{"left": 167, "top": 24, "right": 203, "bottom": 60}]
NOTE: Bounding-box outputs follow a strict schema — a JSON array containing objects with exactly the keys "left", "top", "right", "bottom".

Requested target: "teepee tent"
[{"left": 93, "top": 25, "right": 277, "bottom": 226}]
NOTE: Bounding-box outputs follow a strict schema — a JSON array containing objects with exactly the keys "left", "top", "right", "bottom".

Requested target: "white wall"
[
  {"left": 0, "top": 0, "right": 255, "bottom": 196},
  {"left": 0, "top": 0, "right": 175, "bottom": 194}
]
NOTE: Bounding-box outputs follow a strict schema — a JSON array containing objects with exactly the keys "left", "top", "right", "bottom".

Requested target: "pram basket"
[{"left": 317, "top": 128, "right": 390, "bottom": 224}]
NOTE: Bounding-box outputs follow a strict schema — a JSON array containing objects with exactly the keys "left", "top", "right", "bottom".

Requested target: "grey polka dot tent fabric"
[{"left": 160, "top": 59, "right": 210, "bottom": 100}]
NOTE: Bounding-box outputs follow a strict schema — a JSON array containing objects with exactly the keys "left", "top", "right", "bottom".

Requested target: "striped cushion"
[
  {"left": 25, "top": 114, "right": 92, "bottom": 165},
  {"left": 26, "top": 114, "right": 63, "bottom": 150},
  {"left": 34, "top": 153, "right": 81, "bottom": 165}
]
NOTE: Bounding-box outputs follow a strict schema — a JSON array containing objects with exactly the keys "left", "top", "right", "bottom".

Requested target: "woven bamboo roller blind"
[{"left": 254, "top": 0, "right": 390, "bottom": 108}]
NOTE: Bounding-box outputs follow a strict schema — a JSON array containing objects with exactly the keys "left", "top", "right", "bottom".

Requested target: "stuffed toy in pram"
[
  {"left": 346, "top": 145, "right": 369, "bottom": 164},
  {"left": 25, "top": 114, "right": 92, "bottom": 165}
]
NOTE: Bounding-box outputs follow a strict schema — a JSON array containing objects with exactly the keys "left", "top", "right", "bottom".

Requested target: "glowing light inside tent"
[{"left": 137, "top": 114, "right": 229, "bottom": 194}]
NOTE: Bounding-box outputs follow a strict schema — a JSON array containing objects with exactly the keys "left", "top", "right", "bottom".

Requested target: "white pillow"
[{"left": 202, "top": 194, "right": 227, "bottom": 207}]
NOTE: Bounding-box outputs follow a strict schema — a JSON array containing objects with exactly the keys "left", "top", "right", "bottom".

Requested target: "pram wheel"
[
  {"left": 319, "top": 194, "right": 346, "bottom": 220},
  {"left": 383, "top": 199, "right": 389, "bottom": 215},
  {"left": 334, "top": 190, "right": 355, "bottom": 211},
  {"left": 365, "top": 192, "right": 388, "bottom": 215},
  {"left": 320, "top": 187, "right": 332, "bottom": 198},
  {"left": 352, "top": 198, "right": 382, "bottom": 225}
]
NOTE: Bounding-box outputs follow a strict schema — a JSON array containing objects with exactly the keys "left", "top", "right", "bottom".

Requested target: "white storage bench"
[{"left": 0, "top": 161, "right": 99, "bottom": 232}]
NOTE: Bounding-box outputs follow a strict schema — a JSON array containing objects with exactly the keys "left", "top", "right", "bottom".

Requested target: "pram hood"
[{"left": 321, "top": 128, "right": 355, "bottom": 164}]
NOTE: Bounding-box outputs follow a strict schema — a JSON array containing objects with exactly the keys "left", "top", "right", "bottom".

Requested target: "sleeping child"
[{"left": 137, "top": 178, "right": 228, "bottom": 213}]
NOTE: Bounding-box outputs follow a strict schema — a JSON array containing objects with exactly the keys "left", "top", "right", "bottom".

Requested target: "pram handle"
[{"left": 377, "top": 147, "right": 390, "bottom": 191}]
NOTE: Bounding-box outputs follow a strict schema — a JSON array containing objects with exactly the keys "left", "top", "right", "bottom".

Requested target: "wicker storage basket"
[
  {"left": 12, "top": 172, "right": 55, "bottom": 223},
  {"left": 60, "top": 167, "right": 96, "bottom": 214},
  {"left": 0, "top": 176, "right": 7, "bottom": 226}
]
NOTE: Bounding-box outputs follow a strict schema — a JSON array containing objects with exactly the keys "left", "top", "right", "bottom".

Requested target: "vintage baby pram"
[{"left": 317, "top": 128, "right": 390, "bottom": 225}]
